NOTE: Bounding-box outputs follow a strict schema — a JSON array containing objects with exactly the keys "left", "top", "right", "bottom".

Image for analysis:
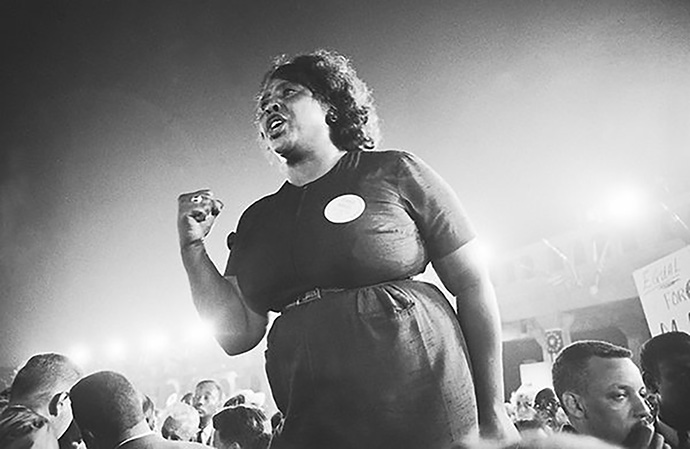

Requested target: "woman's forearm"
[
  {"left": 454, "top": 279, "right": 506, "bottom": 424},
  {"left": 432, "top": 241, "right": 518, "bottom": 441},
  {"left": 181, "top": 241, "right": 267, "bottom": 355}
]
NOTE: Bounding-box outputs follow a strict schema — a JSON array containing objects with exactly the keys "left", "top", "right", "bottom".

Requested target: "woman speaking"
[{"left": 177, "top": 49, "right": 517, "bottom": 449}]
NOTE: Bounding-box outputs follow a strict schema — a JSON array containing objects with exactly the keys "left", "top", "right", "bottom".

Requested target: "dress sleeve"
[
  {"left": 224, "top": 234, "right": 238, "bottom": 276},
  {"left": 396, "top": 151, "right": 477, "bottom": 260},
  {"left": 223, "top": 204, "right": 257, "bottom": 277}
]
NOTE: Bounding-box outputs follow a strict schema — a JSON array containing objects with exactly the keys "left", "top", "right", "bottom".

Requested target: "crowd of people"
[
  {"left": 0, "top": 331, "right": 689, "bottom": 448},
  {"left": 0, "top": 354, "right": 277, "bottom": 449}
]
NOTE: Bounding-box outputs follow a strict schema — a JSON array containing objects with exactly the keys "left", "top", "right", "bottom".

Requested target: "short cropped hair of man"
[
  {"left": 552, "top": 340, "right": 665, "bottom": 448},
  {"left": 8, "top": 353, "right": 82, "bottom": 442},
  {"left": 70, "top": 370, "right": 205, "bottom": 449},
  {"left": 641, "top": 331, "right": 690, "bottom": 448}
]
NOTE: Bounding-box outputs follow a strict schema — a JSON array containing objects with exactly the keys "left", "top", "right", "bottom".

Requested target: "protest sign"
[{"left": 633, "top": 246, "right": 690, "bottom": 336}]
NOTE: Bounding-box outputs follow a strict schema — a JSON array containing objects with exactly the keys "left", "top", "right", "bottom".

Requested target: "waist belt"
[{"left": 282, "top": 287, "right": 345, "bottom": 313}]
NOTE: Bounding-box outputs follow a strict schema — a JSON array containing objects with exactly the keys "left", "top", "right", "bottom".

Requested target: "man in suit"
[
  {"left": 641, "top": 332, "right": 690, "bottom": 449},
  {"left": 192, "top": 380, "right": 223, "bottom": 445},
  {"left": 552, "top": 340, "right": 667, "bottom": 449},
  {"left": 70, "top": 370, "right": 206, "bottom": 449}
]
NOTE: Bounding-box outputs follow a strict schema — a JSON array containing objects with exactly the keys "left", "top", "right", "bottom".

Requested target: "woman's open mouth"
[{"left": 266, "top": 114, "right": 287, "bottom": 139}]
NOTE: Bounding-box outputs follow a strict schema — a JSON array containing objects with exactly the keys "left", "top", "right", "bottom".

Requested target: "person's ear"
[
  {"left": 642, "top": 371, "right": 659, "bottom": 394},
  {"left": 325, "top": 109, "right": 338, "bottom": 126},
  {"left": 561, "top": 391, "right": 586, "bottom": 419},
  {"left": 48, "top": 391, "right": 70, "bottom": 417}
]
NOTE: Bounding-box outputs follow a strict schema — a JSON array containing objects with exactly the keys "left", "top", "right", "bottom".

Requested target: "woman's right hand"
[{"left": 177, "top": 189, "right": 224, "bottom": 249}]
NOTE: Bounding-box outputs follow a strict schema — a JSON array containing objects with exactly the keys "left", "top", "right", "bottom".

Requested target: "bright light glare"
[
  {"left": 185, "top": 320, "right": 215, "bottom": 345},
  {"left": 142, "top": 331, "right": 169, "bottom": 354},
  {"left": 67, "top": 344, "right": 91, "bottom": 366},
  {"left": 105, "top": 338, "right": 126, "bottom": 361},
  {"left": 604, "top": 187, "right": 647, "bottom": 225},
  {"left": 475, "top": 240, "right": 493, "bottom": 265}
]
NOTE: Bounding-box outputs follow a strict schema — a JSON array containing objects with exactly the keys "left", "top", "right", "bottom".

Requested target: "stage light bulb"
[
  {"left": 186, "top": 320, "right": 215, "bottom": 345},
  {"left": 142, "top": 331, "right": 169, "bottom": 354},
  {"left": 605, "top": 187, "right": 647, "bottom": 225}
]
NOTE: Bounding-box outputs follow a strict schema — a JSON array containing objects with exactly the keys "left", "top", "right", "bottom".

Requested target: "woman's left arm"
[{"left": 432, "top": 238, "right": 519, "bottom": 443}]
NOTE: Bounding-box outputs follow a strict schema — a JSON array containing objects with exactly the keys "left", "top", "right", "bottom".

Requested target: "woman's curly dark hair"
[{"left": 258, "top": 49, "right": 380, "bottom": 152}]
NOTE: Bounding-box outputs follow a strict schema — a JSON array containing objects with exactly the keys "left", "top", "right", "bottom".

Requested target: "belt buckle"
[
  {"left": 296, "top": 288, "right": 320, "bottom": 305},
  {"left": 284, "top": 288, "right": 321, "bottom": 312}
]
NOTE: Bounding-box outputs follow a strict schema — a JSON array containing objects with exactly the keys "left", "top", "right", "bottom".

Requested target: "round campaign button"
[{"left": 324, "top": 194, "right": 365, "bottom": 224}]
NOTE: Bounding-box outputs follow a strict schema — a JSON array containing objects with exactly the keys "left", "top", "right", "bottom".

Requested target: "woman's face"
[{"left": 257, "top": 78, "right": 332, "bottom": 163}]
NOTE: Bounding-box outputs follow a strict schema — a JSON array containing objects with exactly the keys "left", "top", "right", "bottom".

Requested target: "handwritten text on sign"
[{"left": 633, "top": 246, "right": 690, "bottom": 336}]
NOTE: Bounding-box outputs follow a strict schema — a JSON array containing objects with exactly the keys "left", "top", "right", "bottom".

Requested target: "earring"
[{"left": 326, "top": 109, "right": 338, "bottom": 125}]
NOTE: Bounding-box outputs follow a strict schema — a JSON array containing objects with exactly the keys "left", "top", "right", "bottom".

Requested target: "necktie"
[{"left": 196, "top": 428, "right": 205, "bottom": 444}]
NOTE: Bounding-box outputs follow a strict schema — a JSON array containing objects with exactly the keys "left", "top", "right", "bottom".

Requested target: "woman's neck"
[{"left": 284, "top": 146, "right": 347, "bottom": 186}]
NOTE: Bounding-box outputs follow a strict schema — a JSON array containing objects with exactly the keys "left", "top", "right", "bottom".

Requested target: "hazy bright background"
[{"left": 2, "top": 0, "right": 689, "bottom": 371}]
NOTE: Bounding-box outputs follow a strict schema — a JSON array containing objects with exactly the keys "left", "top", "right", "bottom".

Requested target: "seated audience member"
[
  {"left": 8, "top": 353, "right": 82, "bottom": 445},
  {"left": 70, "top": 370, "right": 205, "bottom": 449},
  {"left": 640, "top": 331, "right": 690, "bottom": 448},
  {"left": 161, "top": 402, "right": 200, "bottom": 442},
  {"left": 0, "top": 404, "right": 59, "bottom": 449},
  {"left": 552, "top": 340, "right": 667, "bottom": 449},
  {"left": 192, "top": 380, "right": 224, "bottom": 445},
  {"left": 212, "top": 406, "right": 270, "bottom": 449}
]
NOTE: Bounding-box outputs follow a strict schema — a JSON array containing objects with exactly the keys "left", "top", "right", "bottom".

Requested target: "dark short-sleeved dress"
[{"left": 225, "top": 150, "right": 479, "bottom": 449}]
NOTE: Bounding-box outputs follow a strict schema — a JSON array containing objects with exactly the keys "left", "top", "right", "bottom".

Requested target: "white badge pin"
[{"left": 324, "top": 194, "right": 365, "bottom": 224}]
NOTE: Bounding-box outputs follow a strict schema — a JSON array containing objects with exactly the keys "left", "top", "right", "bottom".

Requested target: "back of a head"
[
  {"left": 70, "top": 371, "right": 144, "bottom": 446},
  {"left": 0, "top": 405, "right": 58, "bottom": 449},
  {"left": 640, "top": 331, "right": 690, "bottom": 378},
  {"left": 10, "top": 353, "right": 81, "bottom": 410},
  {"left": 160, "top": 402, "right": 200, "bottom": 442},
  {"left": 552, "top": 340, "right": 632, "bottom": 404},
  {"left": 224, "top": 390, "right": 266, "bottom": 409},
  {"left": 533, "top": 388, "right": 556, "bottom": 407},
  {"left": 213, "top": 405, "right": 269, "bottom": 449}
]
